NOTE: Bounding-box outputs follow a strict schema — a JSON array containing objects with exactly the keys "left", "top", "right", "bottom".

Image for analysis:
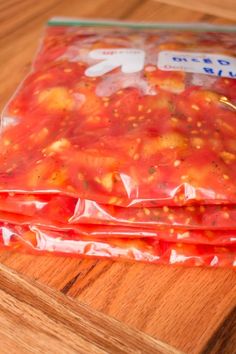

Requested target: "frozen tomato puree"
[
  {"left": 1, "top": 208, "right": 236, "bottom": 245},
  {"left": 0, "top": 222, "right": 235, "bottom": 267},
  {"left": 1, "top": 193, "right": 236, "bottom": 231},
  {"left": 1, "top": 19, "right": 236, "bottom": 206},
  {"left": 72, "top": 199, "right": 236, "bottom": 230}
]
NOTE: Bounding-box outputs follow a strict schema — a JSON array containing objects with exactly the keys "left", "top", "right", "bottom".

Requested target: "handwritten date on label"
[{"left": 158, "top": 51, "right": 236, "bottom": 79}]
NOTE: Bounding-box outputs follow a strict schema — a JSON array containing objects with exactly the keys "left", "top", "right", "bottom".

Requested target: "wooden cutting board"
[
  {"left": 0, "top": 262, "right": 180, "bottom": 354},
  {"left": 0, "top": 0, "right": 236, "bottom": 353}
]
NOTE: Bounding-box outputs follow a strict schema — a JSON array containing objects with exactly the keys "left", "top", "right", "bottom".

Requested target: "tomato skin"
[
  {"left": 145, "top": 68, "right": 186, "bottom": 93},
  {"left": 214, "top": 77, "right": 236, "bottom": 100}
]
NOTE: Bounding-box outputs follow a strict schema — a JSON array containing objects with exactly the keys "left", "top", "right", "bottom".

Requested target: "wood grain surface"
[
  {"left": 153, "top": 0, "right": 236, "bottom": 21},
  {"left": 0, "top": 263, "right": 181, "bottom": 354},
  {"left": 0, "top": 1, "right": 236, "bottom": 353}
]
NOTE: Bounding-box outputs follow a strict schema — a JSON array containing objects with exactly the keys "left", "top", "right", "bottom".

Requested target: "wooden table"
[{"left": 0, "top": 1, "right": 235, "bottom": 353}]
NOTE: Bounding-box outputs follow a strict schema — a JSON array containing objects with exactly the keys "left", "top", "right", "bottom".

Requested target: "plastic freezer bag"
[
  {"left": 1, "top": 193, "right": 236, "bottom": 231},
  {"left": 1, "top": 19, "right": 236, "bottom": 207},
  {"left": 0, "top": 222, "right": 235, "bottom": 267},
  {"left": 71, "top": 199, "right": 236, "bottom": 230},
  {"left": 0, "top": 210, "right": 236, "bottom": 245}
]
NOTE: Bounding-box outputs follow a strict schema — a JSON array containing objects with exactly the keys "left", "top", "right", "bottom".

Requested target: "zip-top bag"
[{"left": 1, "top": 18, "right": 236, "bottom": 207}]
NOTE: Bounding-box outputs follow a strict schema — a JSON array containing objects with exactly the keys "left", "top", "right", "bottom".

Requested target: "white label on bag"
[
  {"left": 85, "top": 49, "right": 145, "bottom": 77},
  {"left": 85, "top": 49, "right": 236, "bottom": 79},
  {"left": 157, "top": 51, "right": 236, "bottom": 79}
]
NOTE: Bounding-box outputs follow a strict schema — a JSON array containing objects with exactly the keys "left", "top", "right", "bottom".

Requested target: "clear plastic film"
[
  {"left": 0, "top": 222, "right": 235, "bottom": 267},
  {"left": 1, "top": 193, "right": 236, "bottom": 231},
  {"left": 0, "top": 209, "right": 236, "bottom": 245}
]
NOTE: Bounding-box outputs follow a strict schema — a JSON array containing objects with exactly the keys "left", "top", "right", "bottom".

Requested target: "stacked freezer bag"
[{"left": 1, "top": 18, "right": 236, "bottom": 266}]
